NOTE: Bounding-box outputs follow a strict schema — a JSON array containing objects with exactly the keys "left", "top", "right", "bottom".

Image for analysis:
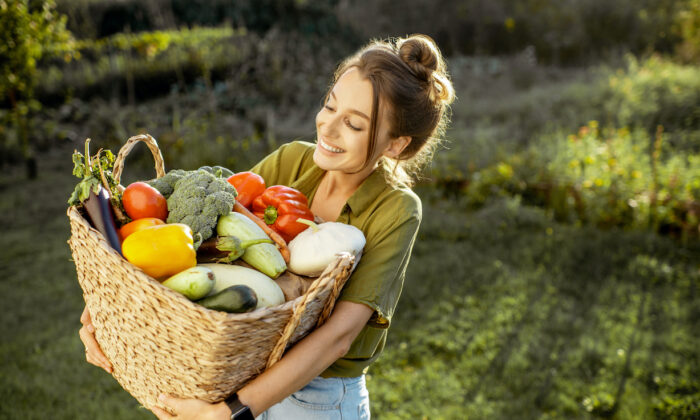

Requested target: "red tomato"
[
  {"left": 122, "top": 182, "right": 168, "bottom": 221},
  {"left": 227, "top": 171, "right": 266, "bottom": 208}
]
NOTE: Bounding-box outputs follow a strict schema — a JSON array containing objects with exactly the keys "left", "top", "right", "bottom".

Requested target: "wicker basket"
[{"left": 67, "top": 134, "right": 355, "bottom": 410}]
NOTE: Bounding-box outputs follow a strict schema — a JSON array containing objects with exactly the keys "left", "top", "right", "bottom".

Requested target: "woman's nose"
[{"left": 320, "top": 114, "right": 341, "bottom": 138}]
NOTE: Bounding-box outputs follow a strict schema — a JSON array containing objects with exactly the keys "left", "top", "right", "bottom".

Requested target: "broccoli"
[
  {"left": 146, "top": 169, "right": 188, "bottom": 198},
  {"left": 198, "top": 165, "right": 234, "bottom": 179},
  {"left": 148, "top": 169, "right": 238, "bottom": 249}
]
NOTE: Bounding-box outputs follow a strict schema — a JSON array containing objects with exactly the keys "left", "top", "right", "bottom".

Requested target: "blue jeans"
[{"left": 257, "top": 375, "right": 370, "bottom": 420}]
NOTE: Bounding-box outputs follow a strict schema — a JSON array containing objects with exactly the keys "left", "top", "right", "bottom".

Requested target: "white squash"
[
  {"left": 198, "top": 263, "right": 285, "bottom": 309},
  {"left": 287, "top": 219, "right": 366, "bottom": 277}
]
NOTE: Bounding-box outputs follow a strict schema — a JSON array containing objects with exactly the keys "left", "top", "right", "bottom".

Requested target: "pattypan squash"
[{"left": 287, "top": 219, "right": 366, "bottom": 277}]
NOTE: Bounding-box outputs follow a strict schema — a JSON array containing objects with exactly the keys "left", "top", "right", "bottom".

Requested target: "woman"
[{"left": 79, "top": 34, "right": 455, "bottom": 419}]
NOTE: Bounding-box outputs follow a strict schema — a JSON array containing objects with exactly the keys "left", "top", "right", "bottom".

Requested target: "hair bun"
[
  {"left": 398, "top": 35, "right": 455, "bottom": 105},
  {"left": 398, "top": 35, "right": 440, "bottom": 82}
]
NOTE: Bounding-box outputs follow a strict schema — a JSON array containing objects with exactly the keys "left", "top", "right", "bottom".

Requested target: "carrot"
[{"left": 233, "top": 202, "right": 290, "bottom": 263}]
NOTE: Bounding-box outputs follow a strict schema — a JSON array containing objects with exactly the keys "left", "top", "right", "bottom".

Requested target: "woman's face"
[{"left": 314, "top": 67, "right": 392, "bottom": 175}]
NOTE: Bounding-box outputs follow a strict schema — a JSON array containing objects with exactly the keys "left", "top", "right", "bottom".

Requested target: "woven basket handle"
[
  {"left": 265, "top": 253, "right": 354, "bottom": 369},
  {"left": 113, "top": 134, "right": 166, "bottom": 184}
]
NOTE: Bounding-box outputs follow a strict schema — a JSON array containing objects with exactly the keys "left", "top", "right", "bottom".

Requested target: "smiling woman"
[{"left": 79, "top": 34, "right": 455, "bottom": 420}]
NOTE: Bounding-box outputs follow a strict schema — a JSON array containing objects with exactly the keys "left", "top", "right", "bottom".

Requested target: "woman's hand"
[
  {"left": 78, "top": 306, "right": 113, "bottom": 373},
  {"left": 152, "top": 395, "right": 231, "bottom": 420}
]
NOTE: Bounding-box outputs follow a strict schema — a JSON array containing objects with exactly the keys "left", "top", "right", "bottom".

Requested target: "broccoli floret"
[
  {"left": 198, "top": 165, "right": 234, "bottom": 179},
  {"left": 164, "top": 169, "right": 237, "bottom": 249},
  {"left": 146, "top": 169, "right": 188, "bottom": 198}
]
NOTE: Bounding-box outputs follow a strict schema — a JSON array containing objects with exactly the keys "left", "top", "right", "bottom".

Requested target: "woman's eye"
[
  {"left": 324, "top": 104, "right": 335, "bottom": 112},
  {"left": 345, "top": 119, "right": 361, "bottom": 131}
]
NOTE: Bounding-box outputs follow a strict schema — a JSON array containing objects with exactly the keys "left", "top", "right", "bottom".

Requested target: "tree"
[{"left": 0, "top": 0, "right": 74, "bottom": 178}]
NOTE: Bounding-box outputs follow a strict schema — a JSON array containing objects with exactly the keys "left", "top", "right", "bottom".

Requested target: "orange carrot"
[{"left": 233, "top": 202, "right": 290, "bottom": 263}]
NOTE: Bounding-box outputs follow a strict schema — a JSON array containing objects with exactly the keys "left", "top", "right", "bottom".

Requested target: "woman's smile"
[{"left": 318, "top": 137, "right": 346, "bottom": 154}]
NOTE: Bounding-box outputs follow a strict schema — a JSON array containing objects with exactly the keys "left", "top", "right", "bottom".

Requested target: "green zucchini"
[
  {"left": 196, "top": 285, "right": 257, "bottom": 313},
  {"left": 216, "top": 212, "right": 287, "bottom": 278}
]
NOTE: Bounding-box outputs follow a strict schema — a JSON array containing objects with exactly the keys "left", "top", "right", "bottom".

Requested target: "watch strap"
[{"left": 225, "top": 393, "right": 254, "bottom": 420}]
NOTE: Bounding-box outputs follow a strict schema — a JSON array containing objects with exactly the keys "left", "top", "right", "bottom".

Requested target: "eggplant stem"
[{"left": 83, "top": 139, "right": 91, "bottom": 179}]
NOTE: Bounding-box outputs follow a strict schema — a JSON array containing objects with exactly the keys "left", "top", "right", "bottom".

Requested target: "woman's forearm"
[{"left": 235, "top": 301, "right": 373, "bottom": 416}]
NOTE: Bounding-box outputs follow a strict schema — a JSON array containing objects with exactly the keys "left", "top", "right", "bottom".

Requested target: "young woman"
[{"left": 79, "top": 34, "right": 455, "bottom": 419}]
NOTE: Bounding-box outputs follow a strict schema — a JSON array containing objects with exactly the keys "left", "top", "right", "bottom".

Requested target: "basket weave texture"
[{"left": 67, "top": 134, "right": 354, "bottom": 410}]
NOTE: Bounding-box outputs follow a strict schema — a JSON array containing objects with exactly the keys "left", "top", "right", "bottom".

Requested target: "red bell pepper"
[
  {"left": 227, "top": 171, "right": 266, "bottom": 209},
  {"left": 252, "top": 185, "right": 314, "bottom": 243}
]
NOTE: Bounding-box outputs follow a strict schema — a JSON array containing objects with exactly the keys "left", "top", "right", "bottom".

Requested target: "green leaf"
[
  {"left": 71, "top": 150, "right": 86, "bottom": 178},
  {"left": 67, "top": 177, "right": 100, "bottom": 206}
]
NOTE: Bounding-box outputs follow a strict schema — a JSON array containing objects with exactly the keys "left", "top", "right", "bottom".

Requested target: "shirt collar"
[
  {"left": 290, "top": 155, "right": 391, "bottom": 216},
  {"left": 345, "top": 164, "right": 390, "bottom": 215}
]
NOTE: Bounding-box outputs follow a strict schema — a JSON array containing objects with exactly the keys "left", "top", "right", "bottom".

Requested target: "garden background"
[{"left": 1, "top": 0, "right": 699, "bottom": 418}]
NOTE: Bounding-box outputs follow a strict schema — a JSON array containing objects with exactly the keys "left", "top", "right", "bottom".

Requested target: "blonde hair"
[{"left": 324, "top": 34, "right": 455, "bottom": 187}]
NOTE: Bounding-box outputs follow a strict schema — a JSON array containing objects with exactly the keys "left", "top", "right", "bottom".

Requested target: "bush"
[
  {"left": 34, "top": 26, "right": 255, "bottom": 106},
  {"left": 602, "top": 54, "right": 700, "bottom": 135},
  {"left": 461, "top": 122, "right": 700, "bottom": 239}
]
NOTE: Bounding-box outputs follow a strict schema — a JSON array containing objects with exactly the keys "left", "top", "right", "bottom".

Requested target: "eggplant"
[{"left": 83, "top": 186, "right": 123, "bottom": 256}]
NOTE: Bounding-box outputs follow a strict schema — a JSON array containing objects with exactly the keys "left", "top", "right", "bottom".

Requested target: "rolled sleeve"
[{"left": 339, "top": 199, "right": 421, "bottom": 328}]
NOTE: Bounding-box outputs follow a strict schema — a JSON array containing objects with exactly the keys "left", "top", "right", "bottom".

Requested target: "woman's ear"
[{"left": 383, "top": 136, "right": 412, "bottom": 158}]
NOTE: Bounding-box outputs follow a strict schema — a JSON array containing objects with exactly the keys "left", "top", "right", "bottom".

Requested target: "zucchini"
[
  {"left": 161, "top": 266, "right": 214, "bottom": 300},
  {"left": 198, "top": 263, "right": 285, "bottom": 309},
  {"left": 196, "top": 285, "right": 257, "bottom": 313},
  {"left": 217, "top": 212, "right": 287, "bottom": 278}
]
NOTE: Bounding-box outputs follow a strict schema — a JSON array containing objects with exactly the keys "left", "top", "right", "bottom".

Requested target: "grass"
[
  {"left": 370, "top": 193, "right": 699, "bottom": 418},
  {"left": 0, "top": 140, "right": 698, "bottom": 419}
]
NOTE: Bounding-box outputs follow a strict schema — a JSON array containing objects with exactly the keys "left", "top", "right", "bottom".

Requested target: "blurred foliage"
[
  {"left": 0, "top": 0, "right": 74, "bottom": 175},
  {"left": 55, "top": 0, "right": 355, "bottom": 40},
  {"left": 603, "top": 55, "right": 700, "bottom": 135},
  {"left": 673, "top": 0, "right": 700, "bottom": 63},
  {"left": 464, "top": 122, "right": 699, "bottom": 239},
  {"left": 52, "top": 0, "right": 699, "bottom": 65},
  {"left": 34, "top": 26, "right": 256, "bottom": 106},
  {"left": 435, "top": 56, "right": 700, "bottom": 239},
  {"left": 343, "top": 0, "right": 692, "bottom": 65}
]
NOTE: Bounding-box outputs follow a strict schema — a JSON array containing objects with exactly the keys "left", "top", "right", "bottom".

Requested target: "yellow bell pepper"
[{"left": 122, "top": 223, "right": 197, "bottom": 280}]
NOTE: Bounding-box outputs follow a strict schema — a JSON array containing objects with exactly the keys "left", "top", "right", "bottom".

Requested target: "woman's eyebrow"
[{"left": 330, "top": 91, "right": 370, "bottom": 121}]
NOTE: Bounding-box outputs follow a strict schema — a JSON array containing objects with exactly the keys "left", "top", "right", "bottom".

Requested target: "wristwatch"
[{"left": 225, "top": 393, "right": 254, "bottom": 420}]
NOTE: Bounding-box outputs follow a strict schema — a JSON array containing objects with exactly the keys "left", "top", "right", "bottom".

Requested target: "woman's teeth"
[{"left": 320, "top": 139, "right": 345, "bottom": 153}]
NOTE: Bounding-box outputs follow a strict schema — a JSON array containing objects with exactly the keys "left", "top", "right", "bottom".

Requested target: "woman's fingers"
[
  {"left": 158, "top": 394, "right": 183, "bottom": 412},
  {"left": 153, "top": 395, "right": 182, "bottom": 419},
  {"left": 80, "top": 306, "right": 91, "bottom": 326},
  {"left": 151, "top": 406, "right": 175, "bottom": 420},
  {"left": 80, "top": 307, "right": 95, "bottom": 333},
  {"left": 78, "top": 324, "right": 113, "bottom": 373}
]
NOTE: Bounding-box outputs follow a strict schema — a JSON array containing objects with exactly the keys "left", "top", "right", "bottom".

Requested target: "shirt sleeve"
[{"left": 338, "top": 193, "right": 422, "bottom": 329}]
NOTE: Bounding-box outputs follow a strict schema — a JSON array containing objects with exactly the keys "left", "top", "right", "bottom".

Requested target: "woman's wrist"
[
  {"left": 236, "top": 388, "right": 259, "bottom": 417},
  {"left": 211, "top": 401, "right": 233, "bottom": 419}
]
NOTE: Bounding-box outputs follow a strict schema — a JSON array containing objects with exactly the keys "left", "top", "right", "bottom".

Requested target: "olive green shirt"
[{"left": 250, "top": 141, "right": 421, "bottom": 378}]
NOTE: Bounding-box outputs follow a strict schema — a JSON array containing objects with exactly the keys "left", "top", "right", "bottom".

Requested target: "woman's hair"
[{"left": 324, "top": 34, "right": 456, "bottom": 187}]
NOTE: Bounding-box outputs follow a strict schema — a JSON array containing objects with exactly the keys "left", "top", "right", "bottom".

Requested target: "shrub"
[{"left": 462, "top": 122, "right": 700, "bottom": 239}]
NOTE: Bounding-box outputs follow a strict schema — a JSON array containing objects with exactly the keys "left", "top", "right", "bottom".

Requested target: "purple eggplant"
[
  {"left": 68, "top": 139, "right": 124, "bottom": 256},
  {"left": 83, "top": 186, "right": 123, "bottom": 256}
]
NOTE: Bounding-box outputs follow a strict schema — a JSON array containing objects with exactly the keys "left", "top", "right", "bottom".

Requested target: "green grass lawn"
[{"left": 1, "top": 140, "right": 697, "bottom": 419}]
